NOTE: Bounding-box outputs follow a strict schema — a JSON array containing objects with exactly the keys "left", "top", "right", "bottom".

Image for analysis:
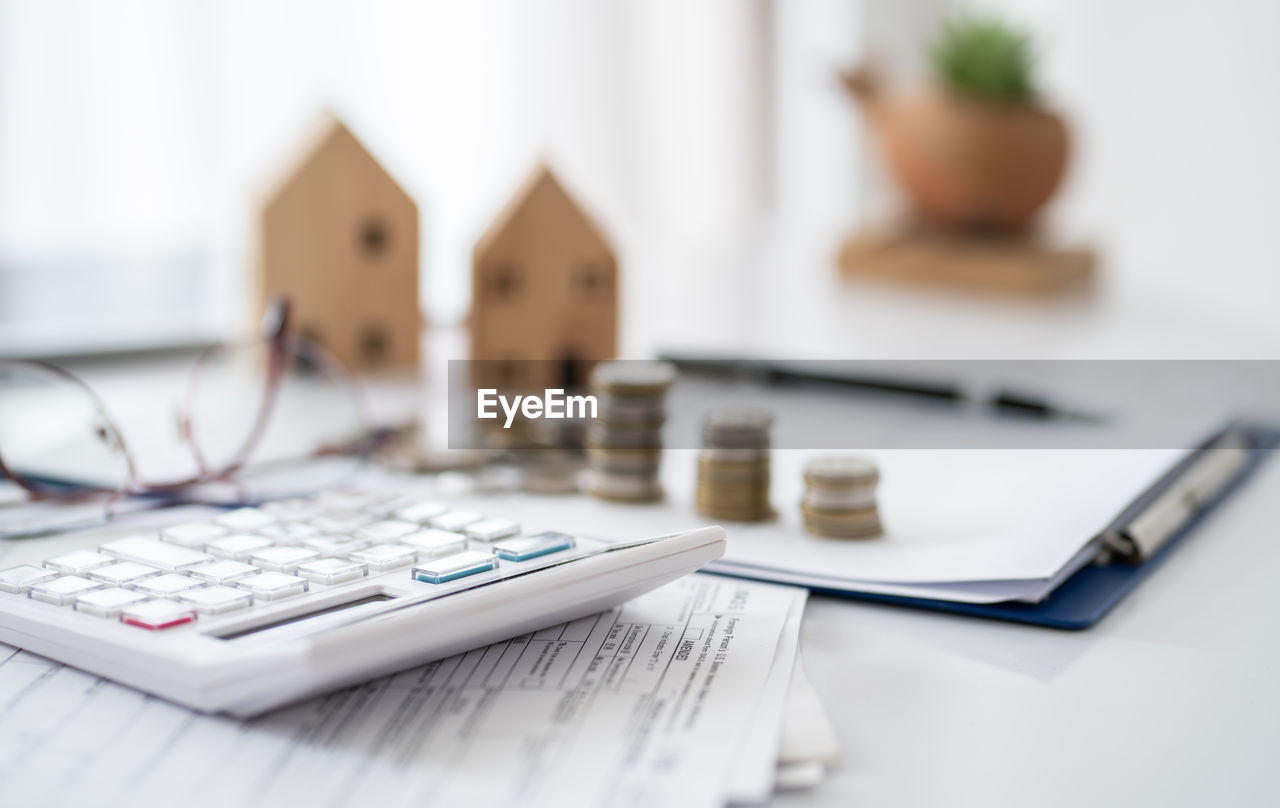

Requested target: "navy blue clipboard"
[{"left": 718, "top": 427, "right": 1277, "bottom": 630}]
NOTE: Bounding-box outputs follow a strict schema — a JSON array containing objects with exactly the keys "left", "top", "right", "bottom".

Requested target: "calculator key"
[
  {"left": 29, "top": 575, "right": 104, "bottom": 606},
  {"left": 206, "top": 533, "right": 275, "bottom": 561},
  {"left": 310, "top": 509, "right": 376, "bottom": 534},
  {"left": 0, "top": 565, "right": 61, "bottom": 594},
  {"left": 492, "top": 532, "right": 576, "bottom": 562},
  {"left": 400, "top": 528, "right": 468, "bottom": 560},
  {"left": 370, "top": 494, "right": 419, "bottom": 517},
  {"left": 347, "top": 544, "right": 419, "bottom": 572},
  {"left": 394, "top": 501, "right": 449, "bottom": 524},
  {"left": 235, "top": 571, "right": 308, "bottom": 601},
  {"left": 74, "top": 588, "right": 149, "bottom": 618},
  {"left": 177, "top": 585, "right": 254, "bottom": 615},
  {"left": 295, "top": 558, "right": 368, "bottom": 586},
  {"left": 100, "top": 537, "right": 213, "bottom": 571},
  {"left": 314, "top": 489, "right": 378, "bottom": 510},
  {"left": 304, "top": 535, "right": 370, "bottom": 556},
  {"left": 133, "top": 573, "right": 206, "bottom": 597},
  {"left": 354, "top": 520, "right": 419, "bottom": 543},
  {"left": 213, "top": 507, "right": 276, "bottom": 532},
  {"left": 429, "top": 510, "right": 484, "bottom": 532},
  {"left": 364, "top": 488, "right": 410, "bottom": 504},
  {"left": 412, "top": 551, "right": 497, "bottom": 584},
  {"left": 159, "top": 522, "right": 227, "bottom": 548},
  {"left": 121, "top": 600, "right": 196, "bottom": 630},
  {"left": 465, "top": 518, "right": 521, "bottom": 542},
  {"left": 261, "top": 497, "right": 320, "bottom": 520},
  {"left": 257, "top": 522, "right": 318, "bottom": 544},
  {"left": 250, "top": 546, "right": 319, "bottom": 573},
  {"left": 89, "top": 561, "right": 163, "bottom": 587},
  {"left": 189, "top": 560, "right": 260, "bottom": 584},
  {"left": 43, "top": 550, "right": 114, "bottom": 575}
]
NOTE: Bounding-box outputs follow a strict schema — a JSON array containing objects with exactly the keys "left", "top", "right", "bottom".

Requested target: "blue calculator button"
[
  {"left": 492, "top": 532, "right": 575, "bottom": 562},
  {"left": 412, "top": 551, "right": 497, "bottom": 584}
]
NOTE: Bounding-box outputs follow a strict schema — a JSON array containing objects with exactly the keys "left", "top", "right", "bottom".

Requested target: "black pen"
[{"left": 656, "top": 354, "right": 1102, "bottom": 422}]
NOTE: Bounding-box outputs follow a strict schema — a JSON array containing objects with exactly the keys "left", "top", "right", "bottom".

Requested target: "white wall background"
[
  {"left": 966, "top": 0, "right": 1280, "bottom": 335},
  {"left": 0, "top": 0, "right": 777, "bottom": 348},
  {"left": 1, "top": 0, "right": 1277, "bottom": 358}
]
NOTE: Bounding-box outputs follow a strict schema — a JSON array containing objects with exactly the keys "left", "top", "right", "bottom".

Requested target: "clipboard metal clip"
[{"left": 1101, "top": 428, "right": 1252, "bottom": 563}]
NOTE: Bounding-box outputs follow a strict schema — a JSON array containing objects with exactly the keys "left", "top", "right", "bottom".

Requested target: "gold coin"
[{"left": 800, "top": 502, "right": 880, "bottom": 519}]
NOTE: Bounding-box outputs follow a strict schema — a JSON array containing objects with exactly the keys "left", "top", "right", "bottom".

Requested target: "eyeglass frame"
[{"left": 0, "top": 297, "right": 374, "bottom": 503}]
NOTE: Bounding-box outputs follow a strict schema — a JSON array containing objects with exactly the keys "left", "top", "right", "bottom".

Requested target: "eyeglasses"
[{"left": 0, "top": 299, "right": 374, "bottom": 538}]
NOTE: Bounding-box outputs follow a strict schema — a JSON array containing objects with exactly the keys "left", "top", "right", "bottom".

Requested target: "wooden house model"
[
  {"left": 257, "top": 115, "right": 421, "bottom": 371},
  {"left": 470, "top": 165, "right": 617, "bottom": 391}
]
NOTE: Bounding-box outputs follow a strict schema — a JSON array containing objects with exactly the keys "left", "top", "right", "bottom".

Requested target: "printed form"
[{"left": 0, "top": 574, "right": 807, "bottom": 808}]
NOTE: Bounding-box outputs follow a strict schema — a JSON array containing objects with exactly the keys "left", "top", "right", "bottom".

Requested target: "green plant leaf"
[{"left": 932, "top": 15, "right": 1036, "bottom": 104}]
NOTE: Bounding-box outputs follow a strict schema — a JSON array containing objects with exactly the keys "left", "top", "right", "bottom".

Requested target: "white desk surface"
[
  {"left": 782, "top": 452, "right": 1280, "bottom": 807},
  {"left": 606, "top": 217, "right": 1280, "bottom": 804},
  {"left": 609, "top": 230, "right": 1280, "bottom": 805},
  {"left": 55, "top": 296, "right": 1280, "bottom": 807}
]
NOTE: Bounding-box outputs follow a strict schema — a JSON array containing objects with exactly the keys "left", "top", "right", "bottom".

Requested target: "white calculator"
[{"left": 0, "top": 488, "right": 725, "bottom": 716}]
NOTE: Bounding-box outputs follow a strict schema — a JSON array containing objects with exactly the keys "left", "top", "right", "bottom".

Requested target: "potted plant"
[{"left": 844, "top": 16, "right": 1068, "bottom": 231}]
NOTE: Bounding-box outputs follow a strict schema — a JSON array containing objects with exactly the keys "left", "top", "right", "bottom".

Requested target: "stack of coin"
[
  {"left": 801, "top": 455, "right": 883, "bottom": 539},
  {"left": 519, "top": 409, "right": 587, "bottom": 495},
  {"left": 696, "top": 410, "right": 773, "bottom": 521},
  {"left": 586, "top": 361, "right": 676, "bottom": 502},
  {"left": 528, "top": 408, "right": 588, "bottom": 452},
  {"left": 519, "top": 450, "right": 584, "bottom": 495}
]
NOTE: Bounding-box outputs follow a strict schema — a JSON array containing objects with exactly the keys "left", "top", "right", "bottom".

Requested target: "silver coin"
[
  {"left": 521, "top": 466, "right": 583, "bottom": 495},
  {"left": 802, "top": 487, "right": 878, "bottom": 511},
  {"left": 589, "top": 472, "right": 664, "bottom": 501},
  {"left": 701, "top": 411, "right": 772, "bottom": 450},
  {"left": 594, "top": 390, "right": 669, "bottom": 413},
  {"left": 592, "top": 458, "right": 662, "bottom": 475},
  {"left": 804, "top": 455, "right": 879, "bottom": 486},
  {"left": 590, "top": 361, "right": 677, "bottom": 393},
  {"left": 703, "top": 409, "right": 773, "bottom": 433}
]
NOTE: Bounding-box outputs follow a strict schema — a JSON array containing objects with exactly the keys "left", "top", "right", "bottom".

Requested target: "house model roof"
[
  {"left": 255, "top": 111, "right": 421, "bottom": 371},
  {"left": 473, "top": 163, "right": 612, "bottom": 260},
  {"left": 260, "top": 112, "right": 413, "bottom": 214}
]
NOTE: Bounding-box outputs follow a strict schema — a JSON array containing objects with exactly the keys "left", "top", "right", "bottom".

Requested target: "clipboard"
[{"left": 750, "top": 425, "right": 1276, "bottom": 630}]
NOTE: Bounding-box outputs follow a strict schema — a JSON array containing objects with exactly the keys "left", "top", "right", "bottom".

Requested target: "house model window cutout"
[
  {"left": 257, "top": 114, "right": 421, "bottom": 371},
  {"left": 470, "top": 164, "right": 618, "bottom": 392}
]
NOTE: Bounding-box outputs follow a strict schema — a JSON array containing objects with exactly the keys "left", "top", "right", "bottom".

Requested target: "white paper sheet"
[
  {"left": 390, "top": 448, "right": 1181, "bottom": 603},
  {"left": 724, "top": 589, "right": 806, "bottom": 803},
  {"left": 0, "top": 574, "right": 805, "bottom": 808},
  {"left": 776, "top": 655, "right": 839, "bottom": 769},
  {"left": 696, "top": 449, "right": 1179, "bottom": 585}
]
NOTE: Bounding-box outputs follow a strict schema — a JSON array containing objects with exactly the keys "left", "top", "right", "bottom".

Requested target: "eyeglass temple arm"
[
  {"left": 261, "top": 296, "right": 291, "bottom": 344},
  {"left": 0, "top": 359, "right": 139, "bottom": 498},
  {"left": 0, "top": 452, "right": 40, "bottom": 495},
  {"left": 205, "top": 297, "right": 293, "bottom": 479}
]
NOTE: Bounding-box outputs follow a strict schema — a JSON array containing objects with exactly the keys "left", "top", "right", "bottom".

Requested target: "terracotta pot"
[{"left": 843, "top": 68, "right": 1068, "bottom": 230}]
